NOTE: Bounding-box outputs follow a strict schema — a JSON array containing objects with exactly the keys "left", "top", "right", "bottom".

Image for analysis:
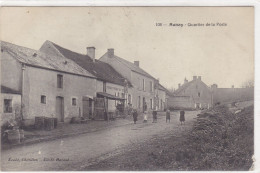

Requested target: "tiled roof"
[
  {"left": 40, "top": 41, "right": 132, "bottom": 87},
  {"left": 1, "top": 85, "right": 21, "bottom": 94},
  {"left": 111, "top": 54, "right": 156, "bottom": 80},
  {"left": 173, "top": 80, "right": 196, "bottom": 96},
  {"left": 1, "top": 41, "right": 95, "bottom": 78},
  {"left": 173, "top": 79, "right": 210, "bottom": 96}
]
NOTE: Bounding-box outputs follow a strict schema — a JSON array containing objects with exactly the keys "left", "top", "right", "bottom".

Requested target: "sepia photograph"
[{"left": 0, "top": 5, "right": 256, "bottom": 171}]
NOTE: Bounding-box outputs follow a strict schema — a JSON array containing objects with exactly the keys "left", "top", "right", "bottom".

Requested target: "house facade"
[
  {"left": 40, "top": 41, "right": 130, "bottom": 119},
  {"left": 1, "top": 41, "right": 97, "bottom": 125},
  {"left": 168, "top": 76, "right": 212, "bottom": 109},
  {"left": 99, "top": 49, "right": 167, "bottom": 112}
]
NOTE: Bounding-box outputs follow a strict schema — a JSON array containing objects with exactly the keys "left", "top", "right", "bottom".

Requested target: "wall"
[
  {"left": 0, "top": 93, "right": 21, "bottom": 125},
  {"left": 106, "top": 82, "right": 125, "bottom": 112},
  {"left": 1, "top": 52, "right": 22, "bottom": 92},
  {"left": 23, "top": 66, "right": 96, "bottom": 124},
  {"left": 100, "top": 55, "right": 157, "bottom": 112},
  {"left": 213, "top": 87, "right": 254, "bottom": 104},
  {"left": 167, "top": 96, "right": 193, "bottom": 109},
  {"left": 130, "top": 71, "right": 155, "bottom": 112},
  {"left": 158, "top": 89, "right": 166, "bottom": 110}
]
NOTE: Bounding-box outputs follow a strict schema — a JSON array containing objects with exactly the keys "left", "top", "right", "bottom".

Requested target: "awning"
[{"left": 97, "top": 92, "right": 126, "bottom": 100}]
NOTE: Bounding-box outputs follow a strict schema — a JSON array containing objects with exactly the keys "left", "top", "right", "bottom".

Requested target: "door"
[
  {"left": 82, "top": 97, "right": 92, "bottom": 119},
  {"left": 143, "top": 97, "right": 146, "bottom": 112},
  {"left": 56, "top": 96, "right": 64, "bottom": 122},
  {"left": 94, "top": 97, "right": 105, "bottom": 120}
]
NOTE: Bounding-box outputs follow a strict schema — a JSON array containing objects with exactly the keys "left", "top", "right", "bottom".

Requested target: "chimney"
[
  {"left": 211, "top": 84, "right": 218, "bottom": 89},
  {"left": 107, "top": 48, "right": 114, "bottom": 58},
  {"left": 184, "top": 77, "right": 188, "bottom": 84},
  {"left": 193, "top": 76, "right": 197, "bottom": 80},
  {"left": 87, "top": 47, "right": 96, "bottom": 62},
  {"left": 134, "top": 61, "right": 139, "bottom": 67},
  {"left": 198, "top": 76, "right": 201, "bottom": 80},
  {"left": 178, "top": 83, "right": 181, "bottom": 88}
]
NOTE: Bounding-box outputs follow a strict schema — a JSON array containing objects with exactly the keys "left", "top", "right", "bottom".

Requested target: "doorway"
[{"left": 56, "top": 96, "right": 64, "bottom": 122}]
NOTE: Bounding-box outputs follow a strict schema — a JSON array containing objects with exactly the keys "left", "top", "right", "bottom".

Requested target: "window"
[
  {"left": 150, "top": 99, "right": 153, "bottom": 109},
  {"left": 121, "top": 93, "right": 124, "bottom": 98},
  {"left": 57, "top": 74, "right": 63, "bottom": 88},
  {"left": 150, "top": 81, "right": 153, "bottom": 92},
  {"left": 41, "top": 95, "right": 46, "bottom": 104},
  {"left": 138, "top": 96, "right": 141, "bottom": 108},
  {"left": 196, "top": 85, "right": 198, "bottom": 89},
  {"left": 198, "top": 92, "right": 201, "bottom": 97},
  {"left": 72, "top": 98, "right": 77, "bottom": 106},
  {"left": 4, "top": 99, "right": 12, "bottom": 113},
  {"left": 128, "top": 94, "right": 132, "bottom": 104},
  {"left": 138, "top": 78, "right": 141, "bottom": 90},
  {"left": 143, "top": 79, "right": 145, "bottom": 91}
]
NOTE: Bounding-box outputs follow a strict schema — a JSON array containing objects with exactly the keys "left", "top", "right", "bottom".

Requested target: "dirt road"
[{"left": 1, "top": 111, "right": 199, "bottom": 171}]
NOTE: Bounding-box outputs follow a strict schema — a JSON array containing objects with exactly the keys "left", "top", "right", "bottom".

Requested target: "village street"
[{"left": 1, "top": 111, "right": 199, "bottom": 171}]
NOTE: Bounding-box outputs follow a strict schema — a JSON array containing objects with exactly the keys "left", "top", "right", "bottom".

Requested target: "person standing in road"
[
  {"left": 180, "top": 110, "right": 185, "bottom": 125},
  {"left": 166, "top": 109, "right": 170, "bottom": 123},
  {"left": 152, "top": 109, "right": 157, "bottom": 123},
  {"left": 133, "top": 109, "right": 138, "bottom": 124},
  {"left": 143, "top": 111, "right": 148, "bottom": 123}
]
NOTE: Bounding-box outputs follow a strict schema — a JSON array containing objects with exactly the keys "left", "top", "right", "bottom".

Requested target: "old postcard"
[{"left": 0, "top": 6, "right": 256, "bottom": 171}]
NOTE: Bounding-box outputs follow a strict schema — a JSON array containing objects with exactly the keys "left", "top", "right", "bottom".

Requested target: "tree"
[{"left": 241, "top": 79, "right": 254, "bottom": 88}]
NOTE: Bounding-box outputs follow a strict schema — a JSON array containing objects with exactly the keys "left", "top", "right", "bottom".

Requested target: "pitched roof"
[
  {"left": 173, "top": 80, "right": 196, "bottom": 96},
  {"left": 173, "top": 79, "right": 210, "bottom": 96},
  {"left": 1, "top": 85, "right": 21, "bottom": 94},
  {"left": 40, "top": 41, "right": 132, "bottom": 87},
  {"left": 1, "top": 41, "right": 95, "bottom": 78},
  {"left": 108, "top": 53, "right": 156, "bottom": 80}
]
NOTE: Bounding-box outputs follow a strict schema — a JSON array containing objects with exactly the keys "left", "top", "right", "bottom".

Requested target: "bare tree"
[{"left": 241, "top": 79, "right": 254, "bottom": 88}]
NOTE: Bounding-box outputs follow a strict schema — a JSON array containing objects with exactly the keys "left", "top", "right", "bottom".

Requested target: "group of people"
[{"left": 132, "top": 109, "right": 185, "bottom": 125}]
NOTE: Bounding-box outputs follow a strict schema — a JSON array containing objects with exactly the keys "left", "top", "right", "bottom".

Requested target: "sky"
[{"left": 0, "top": 7, "right": 254, "bottom": 89}]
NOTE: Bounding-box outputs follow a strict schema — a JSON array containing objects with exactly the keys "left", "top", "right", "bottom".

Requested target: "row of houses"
[{"left": 1, "top": 40, "right": 168, "bottom": 126}]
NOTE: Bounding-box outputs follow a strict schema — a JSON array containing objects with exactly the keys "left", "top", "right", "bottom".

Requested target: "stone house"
[
  {"left": 99, "top": 49, "right": 167, "bottom": 112},
  {"left": 40, "top": 41, "right": 132, "bottom": 119},
  {"left": 1, "top": 41, "right": 97, "bottom": 125},
  {"left": 168, "top": 76, "right": 212, "bottom": 109}
]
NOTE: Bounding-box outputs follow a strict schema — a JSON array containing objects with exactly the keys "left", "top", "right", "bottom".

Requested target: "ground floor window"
[
  {"left": 41, "top": 95, "right": 46, "bottom": 104},
  {"left": 4, "top": 99, "right": 12, "bottom": 113},
  {"left": 128, "top": 94, "right": 131, "bottom": 104},
  {"left": 150, "top": 99, "right": 153, "bottom": 109},
  {"left": 72, "top": 98, "right": 77, "bottom": 106}
]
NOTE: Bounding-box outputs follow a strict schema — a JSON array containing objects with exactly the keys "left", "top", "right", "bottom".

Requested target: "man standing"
[
  {"left": 180, "top": 110, "right": 185, "bottom": 125},
  {"left": 133, "top": 109, "right": 138, "bottom": 124},
  {"left": 152, "top": 109, "right": 157, "bottom": 123},
  {"left": 166, "top": 109, "right": 170, "bottom": 123}
]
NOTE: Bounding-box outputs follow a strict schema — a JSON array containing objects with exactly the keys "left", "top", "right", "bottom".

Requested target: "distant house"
[
  {"left": 1, "top": 41, "right": 97, "bottom": 125},
  {"left": 40, "top": 41, "right": 132, "bottom": 119},
  {"left": 168, "top": 76, "right": 212, "bottom": 109},
  {"left": 99, "top": 49, "right": 167, "bottom": 112}
]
